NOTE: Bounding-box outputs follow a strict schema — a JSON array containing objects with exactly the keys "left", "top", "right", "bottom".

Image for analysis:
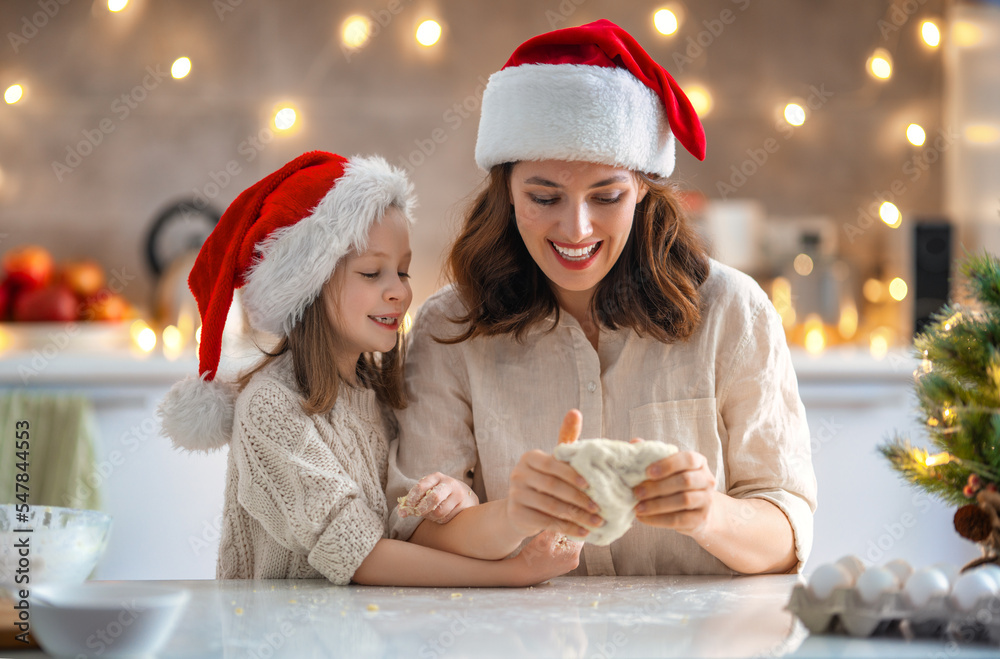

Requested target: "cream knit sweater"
[{"left": 216, "top": 352, "right": 391, "bottom": 584}]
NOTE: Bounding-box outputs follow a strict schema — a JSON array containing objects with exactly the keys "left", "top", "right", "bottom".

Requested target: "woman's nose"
[{"left": 561, "top": 202, "right": 593, "bottom": 243}]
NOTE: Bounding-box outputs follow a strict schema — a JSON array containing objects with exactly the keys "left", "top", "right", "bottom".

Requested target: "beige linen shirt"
[{"left": 387, "top": 260, "right": 817, "bottom": 575}]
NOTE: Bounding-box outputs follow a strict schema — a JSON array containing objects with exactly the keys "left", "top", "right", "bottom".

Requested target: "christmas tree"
[{"left": 880, "top": 252, "right": 1000, "bottom": 568}]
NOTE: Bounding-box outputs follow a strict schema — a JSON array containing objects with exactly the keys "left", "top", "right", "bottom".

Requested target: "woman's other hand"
[
  {"left": 632, "top": 450, "right": 717, "bottom": 535},
  {"left": 398, "top": 472, "right": 479, "bottom": 524},
  {"left": 504, "top": 409, "right": 603, "bottom": 538}
]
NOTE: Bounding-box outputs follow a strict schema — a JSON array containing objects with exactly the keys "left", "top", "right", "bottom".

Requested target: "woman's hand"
[
  {"left": 632, "top": 450, "right": 717, "bottom": 536},
  {"left": 504, "top": 409, "right": 604, "bottom": 539},
  {"left": 509, "top": 529, "right": 583, "bottom": 586},
  {"left": 398, "top": 472, "right": 479, "bottom": 524}
]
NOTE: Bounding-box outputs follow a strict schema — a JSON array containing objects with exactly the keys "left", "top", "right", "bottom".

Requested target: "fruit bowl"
[{"left": 0, "top": 505, "right": 113, "bottom": 587}]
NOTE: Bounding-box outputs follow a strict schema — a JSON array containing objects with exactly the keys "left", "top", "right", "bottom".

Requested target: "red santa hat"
[
  {"left": 158, "top": 151, "right": 415, "bottom": 452},
  {"left": 475, "top": 19, "right": 706, "bottom": 177}
]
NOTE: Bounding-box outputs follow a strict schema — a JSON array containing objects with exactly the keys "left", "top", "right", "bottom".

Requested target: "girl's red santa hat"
[
  {"left": 475, "top": 18, "right": 706, "bottom": 177},
  {"left": 158, "top": 151, "right": 415, "bottom": 452}
]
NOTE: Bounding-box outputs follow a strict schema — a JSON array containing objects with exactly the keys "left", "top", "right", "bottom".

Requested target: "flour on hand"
[{"left": 553, "top": 439, "right": 678, "bottom": 546}]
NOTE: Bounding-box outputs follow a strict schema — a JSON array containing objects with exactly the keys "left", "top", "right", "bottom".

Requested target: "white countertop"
[{"left": 16, "top": 576, "right": 1000, "bottom": 658}]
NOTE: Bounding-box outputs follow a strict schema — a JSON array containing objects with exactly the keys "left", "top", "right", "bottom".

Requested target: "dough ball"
[{"left": 553, "top": 438, "right": 678, "bottom": 546}]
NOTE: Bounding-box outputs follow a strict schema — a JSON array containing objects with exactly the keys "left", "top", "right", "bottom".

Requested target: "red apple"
[
  {"left": 60, "top": 260, "right": 106, "bottom": 299},
  {"left": 0, "top": 278, "right": 14, "bottom": 320},
  {"left": 12, "top": 284, "right": 78, "bottom": 322},
  {"left": 82, "top": 290, "right": 129, "bottom": 321},
  {"left": 2, "top": 245, "right": 54, "bottom": 289}
]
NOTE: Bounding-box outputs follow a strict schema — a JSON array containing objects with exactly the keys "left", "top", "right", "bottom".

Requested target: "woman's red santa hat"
[
  {"left": 475, "top": 19, "right": 706, "bottom": 177},
  {"left": 158, "top": 151, "right": 415, "bottom": 452}
]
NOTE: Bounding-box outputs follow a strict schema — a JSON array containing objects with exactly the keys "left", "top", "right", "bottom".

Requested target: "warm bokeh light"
[
  {"left": 924, "top": 452, "right": 952, "bottom": 467},
  {"left": 869, "top": 328, "right": 891, "bottom": 360},
  {"left": 804, "top": 314, "right": 826, "bottom": 355},
  {"left": 838, "top": 300, "right": 858, "bottom": 340},
  {"left": 953, "top": 20, "right": 982, "bottom": 48},
  {"left": 906, "top": 123, "right": 926, "bottom": 146},
  {"left": 171, "top": 57, "right": 191, "bottom": 79},
  {"left": 653, "top": 9, "right": 679, "bottom": 35},
  {"left": 0, "top": 326, "right": 12, "bottom": 354},
  {"left": 4, "top": 85, "right": 23, "bottom": 105},
  {"left": 162, "top": 325, "right": 183, "bottom": 360},
  {"left": 685, "top": 84, "right": 713, "bottom": 117},
  {"left": 401, "top": 312, "right": 414, "bottom": 335},
  {"left": 863, "top": 278, "right": 884, "bottom": 303},
  {"left": 793, "top": 253, "right": 814, "bottom": 276},
  {"left": 274, "top": 107, "right": 297, "bottom": 130},
  {"left": 965, "top": 124, "right": 1000, "bottom": 144},
  {"left": 888, "top": 277, "right": 908, "bottom": 301},
  {"left": 108, "top": 0, "right": 128, "bottom": 12},
  {"left": 784, "top": 103, "right": 806, "bottom": 126},
  {"left": 342, "top": 15, "right": 371, "bottom": 50},
  {"left": 415, "top": 20, "right": 442, "bottom": 47},
  {"left": 868, "top": 49, "right": 892, "bottom": 79},
  {"left": 195, "top": 325, "right": 203, "bottom": 344},
  {"left": 771, "top": 277, "right": 795, "bottom": 329},
  {"left": 879, "top": 201, "right": 901, "bottom": 228},
  {"left": 921, "top": 21, "right": 941, "bottom": 47},
  {"left": 943, "top": 312, "right": 962, "bottom": 332},
  {"left": 137, "top": 327, "right": 157, "bottom": 352}
]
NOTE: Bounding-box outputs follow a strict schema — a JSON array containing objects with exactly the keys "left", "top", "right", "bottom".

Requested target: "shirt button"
[{"left": 587, "top": 381, "right": 597, "bottom": 393}]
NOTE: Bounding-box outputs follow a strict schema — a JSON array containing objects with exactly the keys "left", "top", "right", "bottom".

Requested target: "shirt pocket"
[{"left": 628, "top": 398, "right": 721, "bottom": 475}]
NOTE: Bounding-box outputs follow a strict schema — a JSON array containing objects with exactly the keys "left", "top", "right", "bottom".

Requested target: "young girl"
[{"left": 158, "top": 151, "right": 580, "bottom": 586}]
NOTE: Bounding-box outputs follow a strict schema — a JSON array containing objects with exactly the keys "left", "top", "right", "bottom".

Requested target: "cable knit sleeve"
[{"left": 231, "top": 380, "right": 384, "bottom": 585}]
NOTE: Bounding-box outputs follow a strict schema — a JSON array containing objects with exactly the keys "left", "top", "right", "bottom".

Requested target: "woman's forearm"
[
  {"left": 408, "top": 499, "right": 527, "bottom": 560},
  {"left": 690, "top": 492, "right": 797, "bottom": 574}
]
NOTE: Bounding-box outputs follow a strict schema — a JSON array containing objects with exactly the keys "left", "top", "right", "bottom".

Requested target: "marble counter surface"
[{"left": 17, "top": 575, "right": 1000, "bottom": 658}]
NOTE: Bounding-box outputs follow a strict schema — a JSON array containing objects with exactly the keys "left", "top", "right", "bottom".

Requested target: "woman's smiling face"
[{"left": 509, "top": 160, "right": 648, "bottom": 306}]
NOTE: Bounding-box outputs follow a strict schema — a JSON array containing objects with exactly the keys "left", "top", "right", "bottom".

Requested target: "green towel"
[{"left": 0, "top": 391, "right": 101, "bottom": 511}]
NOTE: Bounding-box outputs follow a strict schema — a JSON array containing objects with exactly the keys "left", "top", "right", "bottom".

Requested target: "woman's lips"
[{"left": 549, "top": 240, "right": 602, "bottom": 270}]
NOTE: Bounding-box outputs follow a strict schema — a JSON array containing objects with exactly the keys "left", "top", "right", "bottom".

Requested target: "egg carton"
[{"left": 786, "top": 584, "right": 1000, "bottom": 643}]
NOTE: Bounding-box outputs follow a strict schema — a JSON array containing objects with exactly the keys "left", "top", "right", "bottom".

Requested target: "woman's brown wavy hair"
[
  {"left": 236, "top": 284, "right": 406, "bottom": 414},
  {"left": 441, "top": 162, "right": 711, "bottom": 344}
]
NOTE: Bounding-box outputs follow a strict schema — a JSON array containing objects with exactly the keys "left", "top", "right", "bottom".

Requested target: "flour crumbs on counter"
[
  {"left": 450, "top": 593, "right": 462, "bottom": 599},
  {"left": 366, "top": 604, "right": 379, "bottom": 612}
]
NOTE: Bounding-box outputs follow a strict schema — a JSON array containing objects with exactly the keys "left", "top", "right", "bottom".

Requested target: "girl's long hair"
[{"left": 441, "top": 163, "right": 711, "bottom": 344}]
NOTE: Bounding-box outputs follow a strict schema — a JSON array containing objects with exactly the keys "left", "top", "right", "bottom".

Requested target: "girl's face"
[
  {"left": 509, "top": 160, "right": 648, "bottom": 306},
  {"left": 324, "top": 207, "right": 412, "bottom": 371}
]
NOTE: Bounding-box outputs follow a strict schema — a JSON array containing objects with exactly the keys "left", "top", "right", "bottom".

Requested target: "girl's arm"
[{"left": 352, "top": 530, "right": 581, "bottom": 587}]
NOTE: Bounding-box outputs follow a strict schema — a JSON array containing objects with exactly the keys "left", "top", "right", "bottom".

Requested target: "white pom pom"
[{"left": 158, "top": 374, "right": 237, "bottom": 451}]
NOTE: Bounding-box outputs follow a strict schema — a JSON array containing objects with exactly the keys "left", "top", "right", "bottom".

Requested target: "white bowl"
[
  {"left": 0, "top": 504, "right": 112, "bottom": 586},
  {"left": 29, "top": 582, "right": 190, "bottom": 657}
]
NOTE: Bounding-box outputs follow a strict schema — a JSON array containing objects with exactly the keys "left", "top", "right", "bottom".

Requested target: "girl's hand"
[
  {"left": 398, "top": 472, "right": 479, "bottom": 524},
  {"left": 510, "top": 529, "right": 583, "bottom": 586},
  {"left": 504, "top": 409, "right": 603, "bottom": 539},
  {"left": 632, "top": 450, "right": 717, "bottom": 536}
]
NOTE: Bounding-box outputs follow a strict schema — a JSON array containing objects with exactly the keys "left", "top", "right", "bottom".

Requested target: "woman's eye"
[
  {"left": 529, "top": 195, "right": 558, "bottom": 206},
  {"left": 596, "top": 195, "right": 623, "bottom": 204}
]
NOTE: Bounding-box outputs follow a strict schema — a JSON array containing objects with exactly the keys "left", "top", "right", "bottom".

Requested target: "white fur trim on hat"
[
  {"left": 158, "top": 374, "right": 238, "bottom": 451},
  {"left": 241, "top": 155, "right": 415, "bottom": 336},
  {"left": 475, "top": 64, "right": 676, "bottom": 177}
]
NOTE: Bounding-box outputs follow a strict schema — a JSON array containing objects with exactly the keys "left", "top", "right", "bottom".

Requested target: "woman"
[{"left": 387, "top": 19, "right": 816, "bottom": 576}]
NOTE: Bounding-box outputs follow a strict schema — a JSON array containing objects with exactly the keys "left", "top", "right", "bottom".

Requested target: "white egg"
[
  {"left": 884, "top": 558, "right": 913, "bottom": 584},
  {"left": 834, "top": 555, "right": 865, "bottom": 582},
  {"left": 809, "top": 563, "right": 854, "bottom": 600},
  {"left": 932, "top": 562, "right": 960, "bottom": 586},
  {"left": 856, "top": 567, "right": 900, "bottom": 604},
  {"left": 903, "top": 567, "right": 951, "bottom": 607},
  {"left": 974, "top": 564, "right": 1000, "bottom": 588},
  {"left": 950, "top": 570, "right": 999, "bottom": 611}
]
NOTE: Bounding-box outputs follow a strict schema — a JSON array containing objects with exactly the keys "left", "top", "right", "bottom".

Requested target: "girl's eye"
[
  {"left": 360, "top": 272, "right": 379, "bottom": 280},
  {"left": 398, "top": 272, "right": 411, "bottom": 280},
  {"left": 529, "top": 195, "right": 558, "bottom": 206}
]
